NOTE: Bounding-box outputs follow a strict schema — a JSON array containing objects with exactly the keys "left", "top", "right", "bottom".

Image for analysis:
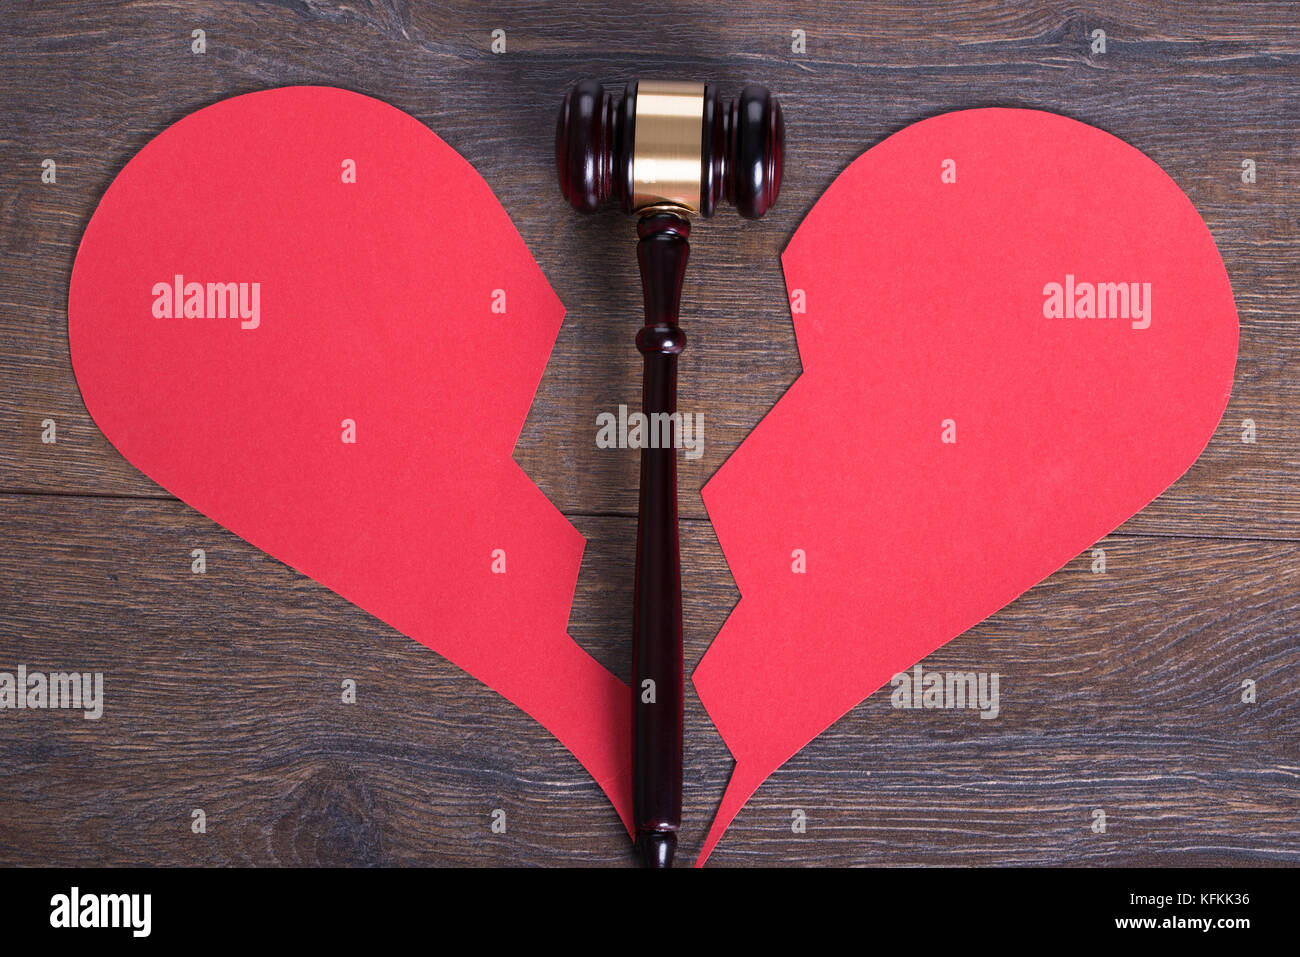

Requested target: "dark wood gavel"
[{"left": 557, "top": 79, "right": 783, "bottom": 867}]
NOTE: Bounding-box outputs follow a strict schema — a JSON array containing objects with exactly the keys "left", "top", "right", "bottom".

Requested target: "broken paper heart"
[
  {"left": 68, "top": 86, "right": 633, "bottom": 829},
  {"left": 69, "top": 91, "right": 1238, "bottom": 866},
  {"left": 692, "top": 107, "right": 1238, "bottom": 864}
]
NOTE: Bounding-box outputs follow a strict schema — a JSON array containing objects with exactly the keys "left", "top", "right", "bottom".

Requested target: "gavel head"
[{"left": 556, "top": 80, "right": 783, "bottom": 220}]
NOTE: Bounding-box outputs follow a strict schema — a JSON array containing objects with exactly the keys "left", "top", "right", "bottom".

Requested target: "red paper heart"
[
  {"left": 68, "top": 87, "right": 632, "bottom": 830},
  {"left": 693, "top": 108, "right": 1238, "bottom": 864}
]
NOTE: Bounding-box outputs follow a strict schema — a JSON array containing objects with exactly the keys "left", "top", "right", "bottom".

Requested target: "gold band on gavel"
[{"left": 631, "top": 81, "right": 706, "bottom": 216}]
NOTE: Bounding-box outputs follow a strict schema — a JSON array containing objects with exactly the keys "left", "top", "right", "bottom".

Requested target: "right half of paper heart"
[{"left": 693, "top": 107, "right": 1239, "bottom": 865}]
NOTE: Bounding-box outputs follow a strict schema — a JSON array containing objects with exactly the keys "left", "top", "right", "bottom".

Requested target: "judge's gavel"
[{"left": 556, "top": 80, "right": 783, "bottom": 867}]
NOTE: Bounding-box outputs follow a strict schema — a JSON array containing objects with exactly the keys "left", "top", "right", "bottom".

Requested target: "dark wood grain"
[
  {"left": 1, "top": 0, "right": 1297, "bottom": 866},
  {"left": 1, "top": 496, "right": 1296, "bottom": 865}
]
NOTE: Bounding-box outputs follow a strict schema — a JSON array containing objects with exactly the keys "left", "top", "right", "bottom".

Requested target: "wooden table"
[{"left": 1, "top": 0, "right": 1297, "bottom": 866}]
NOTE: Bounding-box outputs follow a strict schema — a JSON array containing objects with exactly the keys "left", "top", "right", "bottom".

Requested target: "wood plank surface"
[{"left": 1, "top": 0, "right": 1297, "bottom": 866}]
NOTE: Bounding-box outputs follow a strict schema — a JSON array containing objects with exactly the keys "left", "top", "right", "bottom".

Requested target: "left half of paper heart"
[{"left": 67, "top": 85, "right": 632, "bottom": 832}]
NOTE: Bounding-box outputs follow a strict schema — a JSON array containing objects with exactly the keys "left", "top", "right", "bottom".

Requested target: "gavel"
[{"left": 556, "top": 80, "right": 784, "bottom": 867}]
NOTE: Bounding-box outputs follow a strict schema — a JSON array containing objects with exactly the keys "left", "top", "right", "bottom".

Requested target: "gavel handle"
[{"left": 631, "top": 212, "right": 689, "bottom": 868}]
